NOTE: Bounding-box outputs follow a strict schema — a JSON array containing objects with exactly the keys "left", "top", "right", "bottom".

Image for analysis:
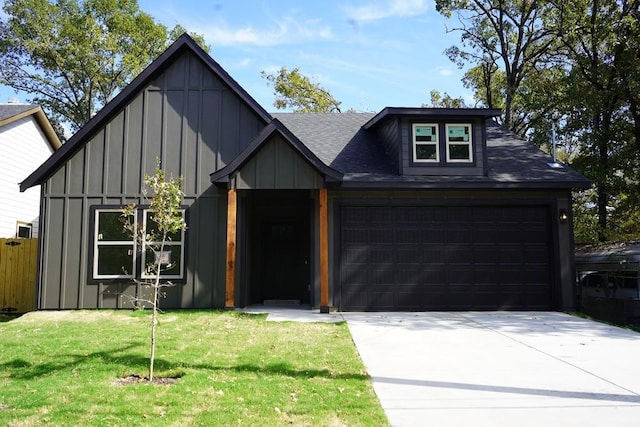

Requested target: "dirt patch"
[
  {"left": 13, "top": 310, "right": 139, "bottom": 323},
  {"left": 112, "top": 374, "right": 180, "bottom": 386}
]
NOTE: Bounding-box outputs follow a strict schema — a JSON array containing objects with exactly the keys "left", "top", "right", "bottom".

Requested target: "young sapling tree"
[{"left": 121, "top": 165, "right": 186, "bottom": 381}]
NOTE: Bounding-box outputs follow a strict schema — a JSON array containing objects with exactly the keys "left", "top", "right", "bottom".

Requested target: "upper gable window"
[
  {"left": 445, "top": 124, "right": 473, "bottom": 163},
  {"left": 413, "top": 124, "right": 439, "bottom": 162}
]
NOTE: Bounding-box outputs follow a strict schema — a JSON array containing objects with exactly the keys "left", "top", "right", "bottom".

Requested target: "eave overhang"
[
  {"left": 0, "top": 105, "right": 61, "bottom": 151},
  {"left": 363, "top": 107, "right": 503, "bottom": 130}
]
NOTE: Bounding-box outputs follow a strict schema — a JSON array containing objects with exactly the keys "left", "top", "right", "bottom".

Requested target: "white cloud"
[
  {"left": 345, "top": 0, "right": 429, "bottom": 24},
  {"left": 236, "top": 58, "right": 254, "bottom": 68},
  {"left": 203, "top": 16, "right": 333, "bottom": 47},
  {"left": 438, "top": 67, "right": 453, "bottom": 76}
]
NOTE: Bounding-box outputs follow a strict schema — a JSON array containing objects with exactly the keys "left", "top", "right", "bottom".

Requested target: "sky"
[{"left": 0, "top": 0, "right": 473, "bottom": 113}]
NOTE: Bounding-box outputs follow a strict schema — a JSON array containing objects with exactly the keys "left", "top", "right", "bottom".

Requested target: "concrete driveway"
[{"left": 343, "top": 312, "right": 640, "bottom": 427}]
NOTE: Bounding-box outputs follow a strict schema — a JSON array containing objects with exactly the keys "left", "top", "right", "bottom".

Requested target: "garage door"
[{"left": 339, "top": 205, "right": 552, "bottom": 311}]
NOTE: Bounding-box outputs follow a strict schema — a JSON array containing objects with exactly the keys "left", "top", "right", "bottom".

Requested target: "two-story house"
[
  {"left": 21, "top": 34, "right": 589, "bottom": 312},
  {"left": 0, "top": 104, "right": 61, "bottom": 238}
]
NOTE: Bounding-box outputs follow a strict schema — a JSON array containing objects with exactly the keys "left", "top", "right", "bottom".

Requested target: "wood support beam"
[
  {"left": 225, "top": 188, "right": 237, "bottom": 309},
  {"left": 319, "top": 188, "right": 329, "bottom": 313}
]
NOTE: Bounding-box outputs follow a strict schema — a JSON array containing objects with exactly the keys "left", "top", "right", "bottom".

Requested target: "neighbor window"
[
  {"left": 16, "top": 222, "right": 32, "bottom": 238},
  {"left": 92, "top": 207, "right": 186, "bottom": 281},
  {"left": 413, "top": 124, "right": 439, "bottom": 162},
  {"left": 93, "top": 209, "right": 136, "bottom": 279},
  {"left": 140, "top": 209, "right": 185, "bottom": 280},
  {"left": 446, "top": 124, "right": 473, "bottom": 162}
]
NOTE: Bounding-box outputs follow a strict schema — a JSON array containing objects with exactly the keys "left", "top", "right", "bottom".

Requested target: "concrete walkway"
[{"left": 343, "top": 312, "right": 640, "bottom": 427}]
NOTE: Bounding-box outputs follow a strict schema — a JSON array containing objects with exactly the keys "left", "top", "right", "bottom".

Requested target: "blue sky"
[{"left": 1, "top": 0, "right": 473, "bottom": 113}]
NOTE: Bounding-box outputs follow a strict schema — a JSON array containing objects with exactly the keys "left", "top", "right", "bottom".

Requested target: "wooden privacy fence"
[{"left": 0, "top": 238, "right": 38, "bottom": 313}]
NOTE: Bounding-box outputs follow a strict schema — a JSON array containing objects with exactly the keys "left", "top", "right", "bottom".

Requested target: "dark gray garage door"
[{"left": 339, "top": 205, "right": 553, "bottom": 311}]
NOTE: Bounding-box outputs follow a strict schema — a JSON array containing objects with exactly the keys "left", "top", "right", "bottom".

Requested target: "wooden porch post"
[
  {"left": 225, "top": 188, "right": 237, "bottom": 309},
  {"left": 319, "top": 188, "right": 330, "bottom": 313}
]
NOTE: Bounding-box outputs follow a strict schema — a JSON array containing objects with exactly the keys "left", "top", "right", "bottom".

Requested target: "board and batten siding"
[
  {"left": 0, "top": 115, "right": 55, "bottom": 238},
  {"left": 38, "top": 51, "right": 266, "bottom": 309},
  {"left": 233, "top": 136, "right": 325, "bottom": 190}
]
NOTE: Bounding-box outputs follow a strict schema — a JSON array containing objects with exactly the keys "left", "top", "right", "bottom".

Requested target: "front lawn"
[{"left": 0, "top": 310, "right": 388, "bottom": 426}]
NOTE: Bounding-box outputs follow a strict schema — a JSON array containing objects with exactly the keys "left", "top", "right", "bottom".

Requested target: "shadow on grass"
[
  {"left": 1, "top": 347, "right": 368, "bottom": 381},
  {"left": 0, "top": 313, "right": 22, "bottom": 323}
]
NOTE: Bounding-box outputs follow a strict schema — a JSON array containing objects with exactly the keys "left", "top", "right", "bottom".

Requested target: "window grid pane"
[
  {"left": 413, "top": 124, "right": 439, "bottom": 162},
  {"left": 96, "top": 245, "right": 134, "bottom": 276},
  {"left": 94, "top": 209, "right": 135, "bottom": 279},
  {"left": 446, "top": 124, "right": 473, "bottom": 162},
  {"left": 141, "top": 209, "right": 186, "bottom": 280}
]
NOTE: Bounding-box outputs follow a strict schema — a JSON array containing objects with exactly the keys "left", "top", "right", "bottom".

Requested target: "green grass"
[{"left": 0, "top": 310, "right": 388, "bottom": 426}]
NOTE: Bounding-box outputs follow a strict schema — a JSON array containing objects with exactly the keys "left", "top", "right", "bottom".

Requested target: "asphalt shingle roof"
[
  {"left": 273, "top": 112, "right": 590, "bottom": 189},
  {"left": 0, "top": 104, "right": 37, "bottom": 123}
]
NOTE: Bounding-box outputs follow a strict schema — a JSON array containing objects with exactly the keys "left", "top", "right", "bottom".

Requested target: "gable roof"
[
  {"left": 210, "top": 118, "right": 343, "bottom": 186},
  {"left": 275, "top": 113, "right": 591, "bottom": 190},
  {"left": 20, "top": 33, "right": 272, "bottom": 192},
  {"left": 273, "top": 112, "right": 394, "bottom": 174},
  {"left": 0, "top": 104, "right": 61, "bottom": 151}
]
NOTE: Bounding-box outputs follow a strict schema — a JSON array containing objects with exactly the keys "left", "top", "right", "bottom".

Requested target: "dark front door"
[
  {"left": 249, "top": 191, "right": 311, "bottom": 305},
  {"left": 262, "top": 220, "right": 308, "bottom": 301}
]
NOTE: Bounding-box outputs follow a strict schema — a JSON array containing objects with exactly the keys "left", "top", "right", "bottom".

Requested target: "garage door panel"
[
  {"left": 339, "top": 204, "right": 553, "bottom": 311},
  {"left": 421, "top": 228, "right": 446, "bottom": 243}
]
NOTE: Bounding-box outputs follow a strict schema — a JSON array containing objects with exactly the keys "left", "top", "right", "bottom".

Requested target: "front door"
[
  {"left": 262, "top": 219, "right": 309, "bottom": 302},
  {"left": 249, "top": 191, "right": 311, "bottom": 305}
]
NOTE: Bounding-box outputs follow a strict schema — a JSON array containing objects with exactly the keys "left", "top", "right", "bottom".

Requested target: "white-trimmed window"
[
  {"left": 92, "top": 207, "right": 186, "bottom": 281},
  {"left": 141, "top": 209, "right": 186, "bottom": 280},
  {"left": 93, "top": 209, "right": 136, "bottom": 279},
  {"left": 446, "top": 124, "right": 473, "bottom": 162},
  {"left": 16, "top": 222, "right": 32, "bottom": 238},
  {"left": 413, "top": 124, "right": 439, "bottom": 162}
]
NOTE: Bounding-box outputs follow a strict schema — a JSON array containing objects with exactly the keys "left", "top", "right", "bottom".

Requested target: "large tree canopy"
[
  {"left": 261, "top": 66, "right": 342, "bottom": 113},
  {"left": 437, "top": 0, "right": 640, "bottom": 243},
  {"left": 436, "top": 0, "right": 556, "bottom": 135},
  {"left": 0, "top": 0, "right": 208, "bottom": 135}
]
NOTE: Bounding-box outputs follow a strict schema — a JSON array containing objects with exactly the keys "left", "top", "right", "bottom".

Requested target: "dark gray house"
[{"left": 21, "top": 34, "right": 590, "bottom": 312}]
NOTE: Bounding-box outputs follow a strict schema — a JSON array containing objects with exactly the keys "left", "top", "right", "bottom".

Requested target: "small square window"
[
  {"left": 16, "top": 223, "right": 32, "bottom": 238},
  {"left": 413, "top": 124, "right": 439, "bottom": 162}
]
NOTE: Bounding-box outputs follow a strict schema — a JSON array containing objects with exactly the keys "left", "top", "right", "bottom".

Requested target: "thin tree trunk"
[
  {"left": 149, "top": 238, "right": 166, "bottom": 381},
  {"left": 596, "top": 110, "right": 611, "bottom": 241},
  {"left": 149, "top": 304, "right": 157, "bottom": 381}
]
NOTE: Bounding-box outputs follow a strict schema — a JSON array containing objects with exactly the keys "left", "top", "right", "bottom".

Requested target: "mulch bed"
[{"left": 112, "top": 374, "right": 180, "bottom": 386}]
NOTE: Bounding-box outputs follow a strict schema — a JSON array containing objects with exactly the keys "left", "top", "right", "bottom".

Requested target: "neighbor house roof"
[
  {"left": 20, "top": 33, "right": 272, "bottom": 192},
  {"left": 274, "top": 112, "right": 591, "bottom": 190},
  {"left": 0, "top": 104, "right": 61, "bottom": 151}
]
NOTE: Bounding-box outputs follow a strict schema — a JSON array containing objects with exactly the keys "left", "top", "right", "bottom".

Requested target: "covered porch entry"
[{"left": 210, "top": 119, "right": 341, "bottom": 312}]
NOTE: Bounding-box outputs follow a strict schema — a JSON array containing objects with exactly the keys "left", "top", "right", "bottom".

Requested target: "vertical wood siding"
[
  {"left": 39, "top": 51, "right": 265, "bottom": 309},
  {"left": 0, "top": 238, "right": 38, "bottom": 313},
  {"left": 234, "top": 136, "right": 324, "bottom": 189}
]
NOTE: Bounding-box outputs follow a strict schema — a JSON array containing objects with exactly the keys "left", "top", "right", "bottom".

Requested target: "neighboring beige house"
[{"left": 0, "top": 104, "right": 61, "bottom": 238}]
